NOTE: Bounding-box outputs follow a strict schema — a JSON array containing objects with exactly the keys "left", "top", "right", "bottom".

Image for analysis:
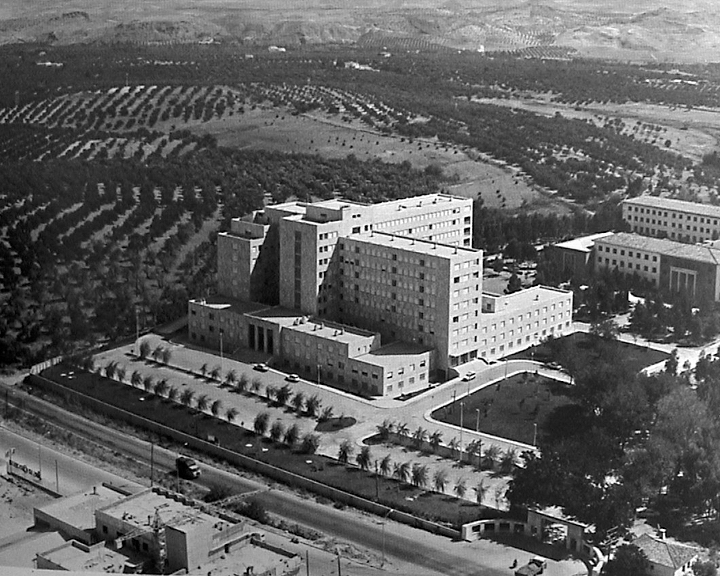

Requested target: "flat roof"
[
  {"left": 483, "top": 285, "right": 571, "bottom": 309},
  {"left": 350, "top": 231, "right": 480, "bottom": 258},
  {"left": 624, "top": 195, "right": 720, "bottom": 219},
  {"left": 553, "top": 232, "right": 614, "bottom": 253},
  {"left": 35, "top": 484, "right": 129, "bottom": 534},
  {"left": 355, "top": 341, "right": 431, "bottom": 369},
  {"left": 189, "top": 295, "right": 268, "bottom": 316},
  {"left": 97, "top": 489, "right": 228, "bottom": 536},
  {"left": 39, "top": 542, "right": 130, "bottom": 573},
  {"left": 599, "top": 232, "right": 720, "bottom": 265}
]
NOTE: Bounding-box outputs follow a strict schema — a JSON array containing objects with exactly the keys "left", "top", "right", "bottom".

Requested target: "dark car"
[{"left": 176, "top": 456, "right": 201, "bottom": 479}]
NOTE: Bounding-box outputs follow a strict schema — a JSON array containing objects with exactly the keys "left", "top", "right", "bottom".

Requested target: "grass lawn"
[
  {"left": 39, "top": 363, "right": 492, "bottom": 527},
  {"left": 507, "top": 332, "right": 670, "bottom": 374},
  {"left": 432, "top": 373, "right": 573, "bottom": 446}
]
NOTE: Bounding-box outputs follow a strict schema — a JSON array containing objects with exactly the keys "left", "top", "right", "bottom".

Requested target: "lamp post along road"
[
  {"left": 475, "top": 408, "right": 480, "bottom": 432},
  {"left": 459, "top": 401, "right": 464, "bottom": 463}
]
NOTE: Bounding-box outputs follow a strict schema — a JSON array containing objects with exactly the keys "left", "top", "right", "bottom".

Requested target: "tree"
[
  {"left": 139, "top": 339, "right": 150, "bottom": 359},
  {"left": 356, "top": 446, "right": 372, "bottom": 471},
  {"left": 379, "top": 454, "right": 392, "bottom": 477},
  {"left": 605, "top": 544, "right": 650, "bottom": 576},
  {"left": 693, "top": 560, "right": 718, "bottom": 576},
  {"left": 116, "top": 366, "right": 127, "bottom": 383},
  {"left": 200, "top": 363, "right": 208, "bottom": 378},
  {"left": 251, "top": 377, "right": 262, "bottom": 394},
  {"left": 167, "top": 386, "right": 179, "bottom": 403},
  {"left": 454, "top": 478, "right": 467, "bottom": 499},
  {"left": 412, "top": 426, "right": 427, "bottom": 450},
  {"left": 226, "top": 407, "right": 239, "bottom": 423},
  {"left": 196, "top": 394, "right": 210, "bottom": 413},
  {"left": 142, "top": 375, "right": 154, "bottom": 393},
  {"left": 474, "top": 480, "right": 487, "bottom": 505},
  {"left": 338, "top": 440, "right": 354, "bottom": 465},
  {"left": 161, "top": 347, "right": 172, "bottom": 364},
  {"left": 433, "top": 469, "right": 448, "bottom": 493},
  {"left": 236, "top": 373, "right": 249, "bottom": 393},
  {"left": 319, "top": 405, "right": 334, "bottom": 423},
  {"left": 210, "top": 399, "right": 222, "bottom": 418},
  {"left": 225, "top": 369, "right": 237, "bottom": 387},
  {"left": 284, "top": 424, "right": 300, "bottom": 446},
  {"left": 306, "top": 394, "right": 321, "bottom": 418},
  {"left": 591, "top": 318, "right": 619, "bottom": 341},
  {"left": 482, "top": 445, "right": 501, "bottom": 470},
  {"left": 377, "top": 419, "right": 394, "bottom": 440},
  {"left": 499, "top": 448, "right": 518, "bottom": 474},
  {"left": 180, "top": 388, "right": 194, "bottom": 408},
  {"left": 254, "top": 412, "right": 270, "bottom": 436},
  {"left": 300, "top": 433, "right": 320, "bottom": 454},
  {"left": 396, "top": 422, "right": 410, "bottom": 437},
  {"left": 411, "top": 463, "right": 428, "bottom": 488},
  {"left": 154, "top": 378, "right": 169, "bottom": 398},
  {"left": 270, "top": 420, "right": 284, "bottom": 441},
  {"left": 276, "top": 384, "right": 292, "bottom": 406},
  {"left": 506, "top": 272, "right": 522, "bottom": 294},
  {"left": 429, "top": 431, "right": 443, "bottom": 453},
  {"left": 448, "top": 437, "right": 460, "bottom": 458},
  {"left": 291, "top": 391, "right": 305, "bottom": 413},
  {"left": 393, "top": 461, "right": 411, "bottom": 484},
  {"left": 104, "top": 361, "right": 117, "bottom": 379},
  {"left": 209, "top": 365, "right": 221, "bottom": 381},
  {"left": 152, "top": 345, "right": 164, "bottom": 362}
]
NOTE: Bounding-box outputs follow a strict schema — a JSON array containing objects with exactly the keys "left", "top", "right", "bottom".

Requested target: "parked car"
[
  {"left": 515, "top": 557, "right": 547, "bottom": 576},
  {"left": 253, "top": 363, "right": 269, "bottom": 372},
  {"left": 175, "top": 456, "right": 201, "bottom": 479},
  {"left": 463, "top": 371, "right": 476, "bottom": 381},
  {"left": 286, "top": 374, "right": 300, "bottom": 382}
]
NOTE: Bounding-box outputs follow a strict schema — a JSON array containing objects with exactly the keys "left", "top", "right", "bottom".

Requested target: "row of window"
[
  {"left": 598, "top": 245, "right": 658, "bottom": 262},
  {"left": 626, "top": 205, "right": 720, "bottom": 224}
]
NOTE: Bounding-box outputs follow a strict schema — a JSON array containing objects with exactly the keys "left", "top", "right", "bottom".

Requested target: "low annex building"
[{"left": 632, "top": 532, "right": 699, "bottom": 576}]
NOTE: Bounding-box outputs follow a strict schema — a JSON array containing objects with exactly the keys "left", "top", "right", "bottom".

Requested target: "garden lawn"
[
  {"left": 39, "top": 363, "right": 490, "bottom": 528},
  {"left": 432, "top": 373, "right": 573, "bottom": 446}
]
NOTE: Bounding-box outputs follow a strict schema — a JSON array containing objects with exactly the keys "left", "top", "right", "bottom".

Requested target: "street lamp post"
[
  {"left": 317, "top": 364, "right": 321, "bottom": 386},
  {"left": 219, "top": 329, "right": 224, "bottom": 376},
  {"left": 459, "top": 401, "right": 464, "bottom": 463},
  {"left": 533, "top": 422, "right": 538, "bottom": 447},
  {"left": 476, "top": 408, "right": 481, "bottom": 432}
]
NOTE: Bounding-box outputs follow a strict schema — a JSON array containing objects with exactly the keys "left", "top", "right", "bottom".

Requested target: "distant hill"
[{"left": 1, "top": 0, "right": 719, "bottom": 62}]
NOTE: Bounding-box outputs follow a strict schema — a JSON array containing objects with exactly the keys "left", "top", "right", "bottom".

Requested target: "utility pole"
[
  {"left": 38, "top": 443, "right": 42, "bottom": 480},
  {"left": 306, "top": 550, "right": 310, "bottom": 576},
  {"left": 476, "top": 408, "right": 480, "bottom": 432},
  {"left": 150, "top": 442, "right": 155, "bottom": 486},
  {"left": 219, "top": 329, "right": 224, "bottom": 376},
  {"left": 55, "top": 460, "right": 59, "bottom": 493},
  {"left": 459, "top": 401, "right": 464, "bottom": 463}
]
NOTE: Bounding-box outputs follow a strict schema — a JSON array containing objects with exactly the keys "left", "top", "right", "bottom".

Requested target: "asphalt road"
[{"left": 0, "top": 382, "right": 520, "bottom": 576}]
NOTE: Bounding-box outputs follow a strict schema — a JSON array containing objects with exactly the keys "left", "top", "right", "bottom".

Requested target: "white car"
[
  {"left": 286, "top": 374, "right": 300, "bottom": 383},
  {"left": 253, "top": 363, "right": 270, "bottom": 372},
  {"left": 463, "top": 371, "right": 476, "bottom": 381}
]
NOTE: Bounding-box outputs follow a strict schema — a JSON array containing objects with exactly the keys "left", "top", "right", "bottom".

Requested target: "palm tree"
[
  {"left": 152, "top": 345, "right": 164, "bottom": 362},
  {"left": 210, "top": 399, "right": 223, "bottom": 418},
  {"left": 196, "top": 394, "right": 210, "bottom": 413},
  {"left": 236, "top": 373, "right": 249, "bottom": 393},
  {"left": 167, "top": 386, "right": 179, "bottom": 403},
  {"left": 448, "top": 437, "right": 460, "bottom": 459},
  {"left": 116, "top": 366, "right": 127, "bottom": 383},
  {"left": 226, "top": 407, "right": 239, "bottom": 423},
  {"left": 433, "top": 469, "right": 448, "bottom": 493},
  {"left": 209, "top": 365, "right": 221, "bottom": 381},
  {"left": 142, "top": 375, "right": 154, "bottom": 393},
  {"left": 270, "top": 420, "right": 284, "bottom": 442},
  {"left": 396, "top": 422, "right": 410, "bottom": 437},
  {"left": 474, "top": 480, "right": 487, "bottom": 505},
  {"left": 499, "top": 448, "right": 517, "bottom": 474},
  {"left": 467, "top": 439, "right": 483, "bottom": 469},
  {"left": 494, "top": 485, "right": 505, "bottom": 509},
  {"left": 254, "top": 412, "right": 270, "bottom": 435},
  {"left": 251, "top": 378, "right": 262, "bottom": 394},
  {"left": 319, "top": 406, "right": 334, "bottom": 423},
  {"left": 154, "top": 378, "right": 169, "bottom": 398},
  {"left": 393, "top": 461, "right": 410, "bottom": 484},
  {"left": 379, "top": 454, "right": 392, "bottom": 477},
  {"left": 412, "top": 427, "right": 427, "bottom": 450},
  {"left": 131, "top": 370, "right": 142, "bottom": 388},
  {"left": 301, "top": 433, "right": 320, "bottom": 455},
  {"left": 411, "top": 463, "right": 428, "bottom": 488},
  {"left": 482, "top": 445, "right": 501, "bottom": 471},
  {"left": 376, "top": 419, "right": 394, "bottom": 441},
  {"left": 161, "top": 348, "right": 172, "bottom": 364},
  {"left": 284, "top": 424, "right": 300, "bottom": 446},
  {"left": 454, "top": 478, "right": 467, "bottom": 500},
  {"left": 338, "top": 440, "right": 353, "bottom": 465},
  {"left": 265, "top": 385, "right": 276, "bottom": 402},
  {"left": 104, "top": 361, "right": 117, "bottom": 379},
  {"left": 305, "top": 394, "right": 321, "bottom": 418},
  {"left": 429, "top": 430, "right": 443, "bottom": 453},
  {"left": 276, "top": 384, "right": 292, "bottom": 406},
  {"left": 225, "top": 369, "right": 237, "bottom": 388},
  {"left": 139, "top": 340, "right": 150, "bottom": 359},
  {"left": 200, "top": 363, "right": 208, "bottom": 378},
  {"left": 356, "top": 446, "right": 372, "bottom": 471},
  {"left": 291, "top": 391, "right": 305, "bottom": 413},
  {"left": 180, "top": 389, "right": 194, "bottom": 408}
]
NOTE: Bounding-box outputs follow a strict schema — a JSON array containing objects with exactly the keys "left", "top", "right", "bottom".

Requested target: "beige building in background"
[{"left": 623, "top": 195, "right": 720, "bottom": 243}]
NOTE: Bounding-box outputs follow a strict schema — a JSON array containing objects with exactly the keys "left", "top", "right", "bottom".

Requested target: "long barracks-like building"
[{"left": 189, "top": 193, "right": 572, "bottom": 397}]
